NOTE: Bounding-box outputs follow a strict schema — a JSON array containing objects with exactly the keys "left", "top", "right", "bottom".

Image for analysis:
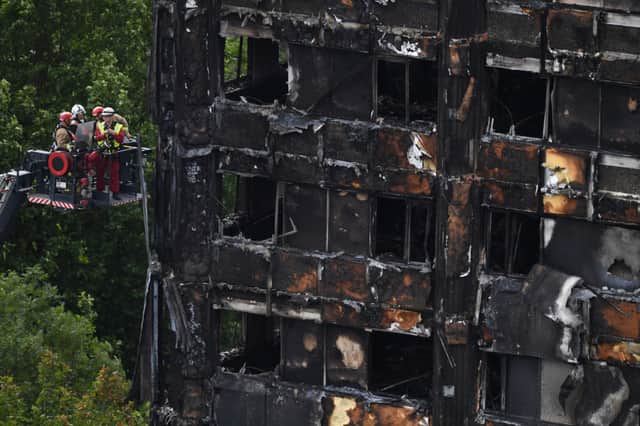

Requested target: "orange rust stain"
[
  {"left": 380, "top": 309, "right": 422, "bottom": 331},
  {"left": 545, "top": 148, "right": 586, "bottom": 185},
  {"left": 449, "top": 45, "right": 463, "bottom": 75},
  {"left": 288, "top": 271, "right": 317, "bottom": 294},
  {"left": 520, "top": 7, "right": 537, "bottom": 19},
  {"left": 451, "top": 178, "right": 472, "bottom": 206},
  {"left": 390, "top": 174, "right": 431, "bottom": 195},
  {"left": 484, "top": 182, "right": 505, "bottom": 205},
  {"left": 543, "top": 194, "right": 578, "bottom": 215},
  {"left": 455, "top": 77, "right": 476, "bottom": 122},
  {"left": 598, "top": 301, "right": 640, "bottom": 339},
  {"left": 340, "top": 0, "right": 353, "bottom": 7},
  {"left": 376, "top": 129, "right": 409, "bottom": 168},
  {"left": 363, "top": 404, "right": 421, "bottom": 426},
  {"left": 594, "top": 342, "right": 640, "bottom": 365},
  {"left": 628, "top": 97, "right": 638, "bottom": 113},
  {"left": 403, "top": 273, "right": 412, "bottom": 287},
  {"left": 336, "top": 281, "right": 369, "bottom": 300},
  {"left": 253, "top": 271, "right": 265, "bottom": 282}
]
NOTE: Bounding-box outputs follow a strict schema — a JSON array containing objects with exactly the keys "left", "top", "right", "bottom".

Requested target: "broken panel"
[{"left": 543, "top": 218, "right": 640, "bottom": 292}]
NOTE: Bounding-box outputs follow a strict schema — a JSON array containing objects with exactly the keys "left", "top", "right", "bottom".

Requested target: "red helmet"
[
  {"left": 91, "top": 106, "right": 104, "bottom": 117},
  {"left": 59, "top": 111, "right": 72, "bottom": 123}
]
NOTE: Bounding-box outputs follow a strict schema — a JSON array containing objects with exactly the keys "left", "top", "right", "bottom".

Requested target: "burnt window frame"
[
  {"left": 373, "top": 56, "right": 439, "bottom": 125},
  {"left": 373, "top": 195, "right": 435, "bottom": 265},
  {"left": 218, "top": 174, "right": 279, "bottom": 242},
  {"left": 221, "top": 35, "right": 288, "bottom": 105},
  {"left": 484, "top": 208, "right": 541, "bottom": 276},
  {"left": 216, "top": 309, "right": 281, "bottom": 375},
  {"left": 483, "top": 353, "right": 542, "bottom": 422},
  {"left": 487, "top": 68, "right": 552, "bottom": 140}
]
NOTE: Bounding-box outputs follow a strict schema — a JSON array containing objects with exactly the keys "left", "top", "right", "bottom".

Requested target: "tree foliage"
[
  {"left": 0, "top": 0, "right": 154, "bottom": 386},
  {"left": 0, "top": 267, "right": 147, "bottom": 424}
]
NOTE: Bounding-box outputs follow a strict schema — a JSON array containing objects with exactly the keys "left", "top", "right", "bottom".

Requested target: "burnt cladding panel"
[
  {"left": 373, "top": 0, "right": 438, "bottom": 31},
  {"left": 283, "top": 184, "right": 326, "bottom": 251},
  {"left": 601, "top": 84, "right": 640, "bottom": 155},
  {"left": 214, "top": 376, "right": 267, "bottom": 426},
  {"left": 272, "top": 249, "right": 319, "bottom": 295},
  {"left": 288, "top": 45, "right": 372, "bottom": 120},
  {"left": 543, "top": 218, "right": 640, "bottom": 291},
  {"left": 328, "top": 191, "right": 370, "bottom": 255},
  {"left": 554, "top": 78, "right": 599, "bottom": 148},
  {"left": 326, "top": 325, "right": 370, "bottom": 389},
  {"left": 281, "top": 319, "right": 324, "bottom": 385}
]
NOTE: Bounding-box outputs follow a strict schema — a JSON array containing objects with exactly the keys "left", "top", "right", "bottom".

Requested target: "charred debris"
[{"left": 136, "top": 0, "right": 640, "bottom": 425}]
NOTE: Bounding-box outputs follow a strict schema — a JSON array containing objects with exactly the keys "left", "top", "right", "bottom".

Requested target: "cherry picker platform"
[{"left": 0, "top": 120, "right": 151, "bottom": 241}]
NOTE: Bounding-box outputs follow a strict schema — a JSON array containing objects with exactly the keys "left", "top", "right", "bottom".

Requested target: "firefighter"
[
  {"left": 53, "top": 111, "right": 76, "bottom": 151},
  {"left": 88, "top": 107, "right": 125, "bottom": 199},
  {"left": 70, "top": 104, "right": 86, "bottom": 132},
  {"left": 92, "top": 105, "right": 130, "bottom": 137},
  {"left": 91, "top": 105, "right": 104, "bottom": 122}
]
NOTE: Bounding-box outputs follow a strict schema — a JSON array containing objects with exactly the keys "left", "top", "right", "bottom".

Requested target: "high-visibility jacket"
[{"left": 95, "top": 121, "right": 124, "bottom": 151}]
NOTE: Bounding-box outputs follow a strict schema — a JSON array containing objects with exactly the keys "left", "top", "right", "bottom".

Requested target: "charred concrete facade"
[{"left": 139, "top": 0, "right": 640, "bottom": 425}]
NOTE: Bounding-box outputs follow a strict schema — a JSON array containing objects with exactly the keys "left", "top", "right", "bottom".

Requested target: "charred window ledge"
[
  {"left": 219, "top": 2, "right": 440, "bottom": 60},
  {"left": 213, "top": 295, "right": 432, "bottom": 338},
  {"left": 213, "top": 370, "right": 430, "bottom": 425}
]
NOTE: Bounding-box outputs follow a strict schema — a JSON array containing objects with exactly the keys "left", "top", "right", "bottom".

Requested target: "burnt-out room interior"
[{"left": 141, "top": 0, "right": 640, "bottom": 425}]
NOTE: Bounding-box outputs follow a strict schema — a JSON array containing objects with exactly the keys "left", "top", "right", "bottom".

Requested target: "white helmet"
[{"left": 71, "top": 104, "right": 86, "bottom": 116}]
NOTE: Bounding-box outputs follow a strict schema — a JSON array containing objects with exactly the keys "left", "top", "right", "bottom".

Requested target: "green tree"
[
  {"left": 0, "top": 267, "right": 147, "bottom": 424},
  {"left": 0, "top": 0, "right": 154, "bottom": 375}
]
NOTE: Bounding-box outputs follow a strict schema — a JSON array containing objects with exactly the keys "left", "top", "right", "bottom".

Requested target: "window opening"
[
  {"left": 375, "top": 197, "right": 435, "bottom": 263},
  {"left": 484, "top": 353, "right": 540, "bottom": 419},
  {"left": 489, "top": 69, "right": 548, "bottom": 138},
  {"left": 224, "top": 37, "right": 288, "bottom": 104},
  {"left": 221, "top": 176, "right": 277, "bottom": 240},
  {"left": 376, "top": 59, "right": 438, "bottom": 124},
  {"left": 370, "top": 332, "right": 432, "bottom": 399},
  {"left": 487, "top": 210, "right": 539, "bottom": 275},
  {"left": 374, "top": 197, "right": 406, "bottom": 260},
  {"left": 218, "top": 311, "right": 280, "bottom": 374}
]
